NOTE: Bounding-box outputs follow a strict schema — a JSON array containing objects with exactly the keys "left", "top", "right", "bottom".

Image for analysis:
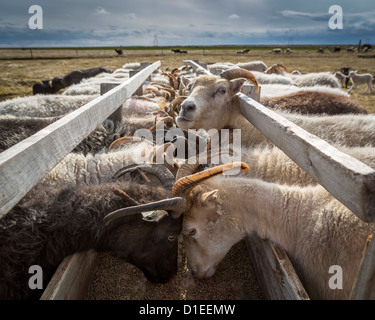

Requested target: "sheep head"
[
  {"left": 104, "top": 161, "right": 249, "bottom": 280},
  {"left": 176, "top": 68, "right": 258, "bottom": 131}
]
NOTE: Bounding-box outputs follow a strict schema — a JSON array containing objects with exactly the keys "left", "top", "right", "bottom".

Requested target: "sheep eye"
[
  {"left": 189, "top": 229, "right": 196, "bottom": 236},
  {"left": 217, "top": 87, "right": 226, "bottom": 95},
  {"left": 168, "top": 235, "right": 176, "bottom": 242}
]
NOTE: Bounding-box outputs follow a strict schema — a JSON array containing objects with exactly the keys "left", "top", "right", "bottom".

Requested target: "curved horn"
[
  {"left": 149, "top": 116, "right": 175, "bottom": 132},
  {"left": 103, "top": 197, "right": 186, "bottom": 226},
  {"left": 220, "top": 68, "right": 259, "bottom": 93},
  {"left": 109, "top": 136, "right": 154, "bottom": 152},
  {"left": 150, "top": 142, "right": 174, "bottom": 163},
  {"left": 112, "top": 163, "right": 176, "bottom": 190},
  {"left": 175, "top": 147, "right": 236, "bottom": 180},
  {"left": 173, "top": 161, "right": 249, "bottom": 196}
]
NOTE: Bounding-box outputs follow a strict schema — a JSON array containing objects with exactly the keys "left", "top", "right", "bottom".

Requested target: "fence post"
[{"left": 100, "top": 83, "right": 122, "bottom": 123}]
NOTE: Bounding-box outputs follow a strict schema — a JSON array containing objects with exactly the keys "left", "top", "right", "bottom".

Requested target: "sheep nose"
[{"left": 182, "top": 101, "right": 196, "bottom": 113}]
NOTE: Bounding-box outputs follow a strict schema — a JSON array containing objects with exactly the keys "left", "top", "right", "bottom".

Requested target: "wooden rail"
[
  {"left": 0, "top": 61, "right": 161, "bottom": 220},
  {"left": 184, "top": 59, "right": 375, "bottom": 300}
]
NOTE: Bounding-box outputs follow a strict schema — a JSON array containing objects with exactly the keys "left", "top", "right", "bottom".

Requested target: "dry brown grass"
[{"left": 0, "top": 48, "right": 374, "bottom": 112}]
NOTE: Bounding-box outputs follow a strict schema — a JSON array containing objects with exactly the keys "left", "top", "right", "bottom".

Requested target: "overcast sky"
[{"left": 0, "top": 0, "right": 374, "bottom": 47}]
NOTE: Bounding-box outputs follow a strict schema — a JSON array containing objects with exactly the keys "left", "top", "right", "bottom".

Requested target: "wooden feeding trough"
[{"left": 0, "top": 59, "right": 374, "bottom": 300}]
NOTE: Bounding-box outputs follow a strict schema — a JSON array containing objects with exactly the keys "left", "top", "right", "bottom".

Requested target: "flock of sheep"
[{"left": 0, "top": 58, "right": 374, "bottom": 300}]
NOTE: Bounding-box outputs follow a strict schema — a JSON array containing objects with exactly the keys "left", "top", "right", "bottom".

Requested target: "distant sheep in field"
[
  {"left": 334, "top": 72, "right": 348, "bottom": 88},
  {"left": 260, "top": 91, "right": 367, "bottom": 115},
  {"left": 291, "top": 70, "right": 301, "bottom": 75},
  {"left": 347, "top": 71, "right": 374, "bottom": 93}
]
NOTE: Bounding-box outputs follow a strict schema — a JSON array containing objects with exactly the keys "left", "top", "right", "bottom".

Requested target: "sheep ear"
[
  {"left": 201, "top": 190, "right": 220, "bottom": 222},
  {"left": 229, "top": 79, "right": 246, "bottom": 94},
  {"left": 201, "top": 190, "right": 219, "bottom": 208},
  {"left": 180, "top": 76, "right": 191, "bottom": 87}
]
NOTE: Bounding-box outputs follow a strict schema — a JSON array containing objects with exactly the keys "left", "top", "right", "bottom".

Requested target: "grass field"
[{"left": 0, "top": 47, "right": 374, "bottom": 113}]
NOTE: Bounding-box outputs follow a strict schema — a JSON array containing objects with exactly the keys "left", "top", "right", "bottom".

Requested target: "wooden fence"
[
  {"left": 1, "top": 57, "right": 374, "bottom": 300},
  {"left": 184, "top": 59, "right": 375, "bottom": 300},
  {"left": 0, "top": 61, "right": 161, "bottom": 299}
]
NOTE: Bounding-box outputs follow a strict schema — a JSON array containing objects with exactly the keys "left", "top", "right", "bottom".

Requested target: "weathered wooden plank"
[
  {"left": 238, "top": 93, "right": 375, "bottom": 222},
  {"left": 100, "top": 82, "right": 122, "bottom": 123},
  {"left": 0, "top": 60, "right": 161, "bottom": 219},
  {"left": 40, "top": 250, "right": 99, "bottom": 300},
  {"left": 184, "top": 59, "right": 210, "bottom": 75},
  {"left": 350, "top": 233, "right": 375, "bottom": 299},
  {"left": 241, "top": 84, "right": 261, "bottom": 102},
  {"left": 246, "top": 235, "right": 310, "bottom": 300}
]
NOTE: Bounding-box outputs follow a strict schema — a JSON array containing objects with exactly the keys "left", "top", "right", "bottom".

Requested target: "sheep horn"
[
  {"left": 220, "top": 68, "right": 259, "bottom": 93},
  {"left": 108, "top": 136, "right": 154, "bottom": 152},
  {"left": 173, "top": 161, "right": 249, "bottom": 196},
  {"left": 175, "top": 147, "right": 236, "bottom": 180},
  {"left": 149, "top": 116, "right": 175, "bottom": 132},
  {"left": 103, "top": 197, "right": 186, "bottom": 226},
  {"left": 112, "top": 163, "right": 176, "bottom": 190}
]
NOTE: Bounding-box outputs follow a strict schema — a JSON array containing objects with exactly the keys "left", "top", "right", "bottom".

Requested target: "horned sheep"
[
  {"left": 176, "top": 69, "right": 375, "bottom": 148},
  {"left": 0, "top": 178, "right": 182, "bottom": 300},
  {"left": 123, "top": 162, "right": 375, "bottom": 300},
  {"left": 178, "top": 165, "right": 375, "bottom": 299}
]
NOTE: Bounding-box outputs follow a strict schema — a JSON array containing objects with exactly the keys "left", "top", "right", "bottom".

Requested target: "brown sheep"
[{"left": 260, "top": 91, "right": 367, "bottom": 115}]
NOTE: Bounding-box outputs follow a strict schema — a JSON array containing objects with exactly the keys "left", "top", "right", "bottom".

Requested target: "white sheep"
[
  {"left": 287, "top": 72, "right": 341, "bottom": 88},
  {"left": 260, "top": 84, "right": 349, "bottom": 98},
  {"left": 235, "top": 61, "right": 268, "bottom": 72},
  {"left": 62, "top": 73, "right": 129, "bottom": 95},
  {"left": 123, "top": 162, "right": 375, "bottom": 299},
  {"left": 251, "top": 71, "right": 294, "bottom": 85},
  {"left": 0, "top": 95, "right": 96, "bottom": 117},
  {"left": 347, "top": 71, "right": 374, "bottom": 93},
  {"left": 174, "top": 169, "right": 375, "bottom": 299},
  {"left": 334, "top": 72, "right": 348, "bottom": 88},
  {"left": 236, "top": 145, "right": 375, "bottom": 187},
  {"left": 176, "top": 70, "right": 375, "bottom": 148},
  {"left": 291, "top": 70, "right": 301, "bottom": 75},
  {"left": 41, "top": 139, "right": 179, "bottom": 186},
  {"left": 207, "top": 62, "right": 237, "bottom": 75}
]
